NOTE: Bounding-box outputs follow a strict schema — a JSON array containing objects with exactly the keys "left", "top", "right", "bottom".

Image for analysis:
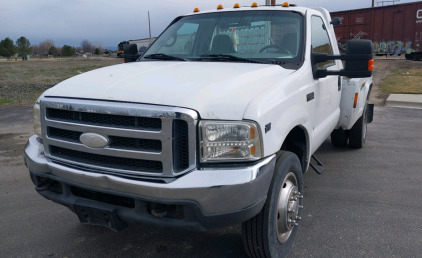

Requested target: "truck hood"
[{"left": 44, "top": 61, "right": 294, "bottom": 120}]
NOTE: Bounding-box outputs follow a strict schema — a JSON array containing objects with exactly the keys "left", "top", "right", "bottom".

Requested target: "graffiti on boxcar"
[
  {"left": 417, "top": 9, "right": 422, "bottom": 20},
  {"left": 373, "top": 41, "right": 414, "bottom": 55}
]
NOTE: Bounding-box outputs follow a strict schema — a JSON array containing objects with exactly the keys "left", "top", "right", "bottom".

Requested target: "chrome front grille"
[{"left": 40, "top": 98, "right": 197, "bottom": 179}]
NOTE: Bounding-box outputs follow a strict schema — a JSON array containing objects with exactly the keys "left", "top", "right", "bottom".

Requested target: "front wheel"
[{"left": 242, "top": 152, "right": 303, "bottom": 258}]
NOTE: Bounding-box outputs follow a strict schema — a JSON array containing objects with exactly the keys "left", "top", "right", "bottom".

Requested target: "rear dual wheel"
[
  {"left": 331, "top": 100, "right": 369, "bottom": 148},
  {"left": 331, "top": 128, "right": 348, "bottom": 147},
  {"left": 242, "top": 152, "right": 303, "bottom": 258},
  {"left": 348, "top": 100, "right": 368, "bottom": 148}
]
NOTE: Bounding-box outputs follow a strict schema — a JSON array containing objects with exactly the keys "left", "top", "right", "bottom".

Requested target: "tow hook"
[{"left": 34, "top": 178, "right": 54, "bottom": 192}]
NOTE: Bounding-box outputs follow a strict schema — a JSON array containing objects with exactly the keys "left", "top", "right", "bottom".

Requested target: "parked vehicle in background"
[
  {"left": 331, "top": 1, "right": 422, "bottom": 60},
  {"left": 117, "top": 38, "right": 156, "bottom": 58},
  {"left": 116, "top": 41, "right": 129, "bottom": 57}
]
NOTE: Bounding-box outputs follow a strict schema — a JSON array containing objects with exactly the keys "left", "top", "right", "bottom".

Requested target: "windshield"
[{"left": 142, "top": 10, "right": 304, "bottom": 69}]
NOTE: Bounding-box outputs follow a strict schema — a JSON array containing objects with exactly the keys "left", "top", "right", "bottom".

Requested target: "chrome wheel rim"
[{"left": 276, "top": 172, "right": 303, "bottom": 244}]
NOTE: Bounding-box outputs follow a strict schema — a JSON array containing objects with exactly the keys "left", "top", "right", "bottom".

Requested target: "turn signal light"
[
  {"left": 368, "top": 59, "right": 374, "bottom": 71},
  {"left": 193, "top": 7, "right": 200, "bottom": 12},
  {"left": 251, "top": 2, "right": 258, "bottom": 7},
  {"left": 250, "top": 127, "right": 255, "bottom": 139},
  {"left": 217, "top": 4, "right": 223, "bottom": 9},
  {"left": 282, "top": 2, "right": 289, "bottom": 7},
  {"left": 233, "top": 3, "right": 240, "bottom": 8},
  {"left": 353, "top": 93, "right": 359, "bottom": 108}
]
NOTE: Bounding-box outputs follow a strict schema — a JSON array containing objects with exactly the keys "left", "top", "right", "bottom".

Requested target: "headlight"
[
  {"left": 33, "top": 101, "right": 41, "bottom": 137},
  {"left": 200, "top": 121, "right": 262, "bottom": 162}
]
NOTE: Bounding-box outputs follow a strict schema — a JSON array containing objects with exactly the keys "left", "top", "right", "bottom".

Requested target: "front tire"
[{"left": 242, "top": 152, "right": 303, "bottom": 258}]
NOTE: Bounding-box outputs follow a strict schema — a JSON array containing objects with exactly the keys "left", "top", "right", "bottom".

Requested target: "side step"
[{"left": 310, "top": 155, "right": 325, "bottom": 175}]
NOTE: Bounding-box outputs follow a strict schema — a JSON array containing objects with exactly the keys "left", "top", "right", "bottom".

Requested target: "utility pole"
[{"left": 372, "top": 0, "right": 375, "bottom": 7}]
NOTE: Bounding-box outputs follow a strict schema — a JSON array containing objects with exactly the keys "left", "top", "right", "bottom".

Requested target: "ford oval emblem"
[{"left": 80, "top": 133, "right": 109, "bottom": 148}]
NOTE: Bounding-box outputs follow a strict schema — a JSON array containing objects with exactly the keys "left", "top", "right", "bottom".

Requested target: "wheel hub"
[{"left": 276, "top": 172, "right": 303, "bottom": 244}]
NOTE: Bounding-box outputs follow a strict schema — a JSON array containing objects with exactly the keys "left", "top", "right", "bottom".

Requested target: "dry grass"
[
  {"left": 0, "top": 57, "right": 121, "bottom": 106},
  {"left": 379, "top": 68, "right": 422, "bottom": 94},
  {"left": 0, "top": 57, "right": 121, "bottom": 86}
]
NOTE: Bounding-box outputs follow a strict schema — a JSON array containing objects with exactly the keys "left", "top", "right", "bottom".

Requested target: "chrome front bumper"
[{"left": 25, "top": 135, "right": 276, "bottom": 229}]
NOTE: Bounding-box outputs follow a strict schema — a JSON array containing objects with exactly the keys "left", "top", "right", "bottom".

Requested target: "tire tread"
[{"left": 242, "top": 151, "right": 303, "bottom": 257}]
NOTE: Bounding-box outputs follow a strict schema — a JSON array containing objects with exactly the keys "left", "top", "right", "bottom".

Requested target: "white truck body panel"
[
  {"left": 44, "top": 62, "right": 294, "bottom": 121},
  {"left": 337, "top": 77, "right": 373, "bottom": 130}
]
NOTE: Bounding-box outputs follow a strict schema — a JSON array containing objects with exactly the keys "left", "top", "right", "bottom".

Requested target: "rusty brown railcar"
[{"left": 331, "top": 1, "right": 422, "bottom": 59}]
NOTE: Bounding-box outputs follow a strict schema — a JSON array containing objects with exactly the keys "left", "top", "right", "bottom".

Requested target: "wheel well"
[{"left": 280, "top": 126, "right": 308, "bottom": 173}]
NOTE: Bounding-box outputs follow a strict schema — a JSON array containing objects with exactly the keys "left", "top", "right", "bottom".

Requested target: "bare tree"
[
  {"left": 81, "top": 40, "right": 93, "bottom": 53},
  {"left": 93, "top": 42, "right": 103, "bottom": 55},
  {"left": 37, "top": 39, "right": 55, "bottom": 56}
]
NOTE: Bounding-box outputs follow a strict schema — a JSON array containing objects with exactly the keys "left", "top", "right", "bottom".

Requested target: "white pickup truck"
[{"left": 25, "top": 2, "right": 374, "bottom": 257}]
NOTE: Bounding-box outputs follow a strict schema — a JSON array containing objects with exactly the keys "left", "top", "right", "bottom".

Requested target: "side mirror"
[
  {"left": 343, "top": 40, "right": 373, "bottom": 78},
  {"left": 330, "top": 17, "right": 341, "bottom": 26},
  {"left": 123, "top": 44, "right": 141, "bottom": 63},
  {"left": 312, "top": 40, "right": 373, "bottom": 79}
]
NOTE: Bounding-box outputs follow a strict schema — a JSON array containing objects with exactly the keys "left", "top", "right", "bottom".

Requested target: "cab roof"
[{"left": 184, "top": 4, "right": 308, "bottom": 16}]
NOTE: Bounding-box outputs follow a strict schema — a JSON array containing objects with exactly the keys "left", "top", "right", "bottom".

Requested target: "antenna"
[{"left": 148, "top": 11, "right": 152, "bottom": 39}]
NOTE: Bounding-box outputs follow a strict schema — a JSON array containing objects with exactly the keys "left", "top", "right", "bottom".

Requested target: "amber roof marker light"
[
  {"left": 233, "top": 3, "right": 240, "bottom": 8},
  {"left": 193, "top": 7, "right": 200, "bottom": 13},
  {"left": 251, "top": 2, "right": 258, "bottom": 7},
  {"left": 282, "top": 2, "right": 290, "bottom": 7},
  {"left": 217, "top": 4, "right": 223, "bottom": 10}
]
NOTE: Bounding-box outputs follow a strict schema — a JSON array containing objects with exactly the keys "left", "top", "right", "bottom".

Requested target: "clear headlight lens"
[
  {"left": 33, "top": 102, "right": 41, "bottom": 136},
  {"left": 200, "top": 121, "right": 262, "bottom": 162}
]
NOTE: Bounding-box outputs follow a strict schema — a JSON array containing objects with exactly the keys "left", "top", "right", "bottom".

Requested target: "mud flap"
[
  {"left": 367, "top": 104, "right": 374, "bottom": 123},
  {"left": 74, "top": 201, "right": 127, "bottom": 232}
]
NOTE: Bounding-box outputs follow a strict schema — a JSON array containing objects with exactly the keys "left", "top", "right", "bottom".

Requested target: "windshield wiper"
[
  {"left": 199, "top": 54, "right": 265, "bottom": 64},
  {"left": 143, "top": 53, "right": 187, "bottom": 61}
]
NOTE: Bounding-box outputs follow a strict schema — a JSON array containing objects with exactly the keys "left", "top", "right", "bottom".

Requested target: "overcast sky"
[{"left": 1, "top": 0, "right": 420, "bottom": 49}]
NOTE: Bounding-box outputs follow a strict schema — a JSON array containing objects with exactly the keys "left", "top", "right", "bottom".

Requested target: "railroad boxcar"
[{"left": 331, "top": 1, "right": 422, "bottom": 60}]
